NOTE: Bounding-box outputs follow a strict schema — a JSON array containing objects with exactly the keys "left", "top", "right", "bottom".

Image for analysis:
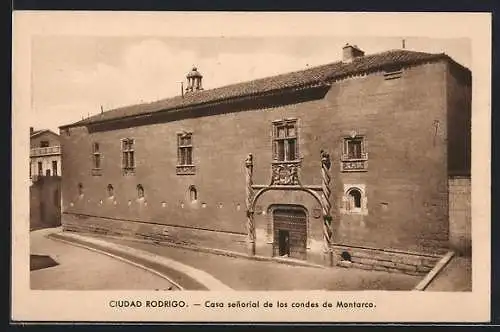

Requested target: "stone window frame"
[
  {"left": 342, "top": 184, "right": 368, "bottom": 215},
  {"left": 188, "top": 185, "right": 198, "bottom": 202},
  {"left": 340, "top": 132, "right": 368, "bottom": 172},
  {"left": 271, "top": 118, "right": 300, "bottom": 163},
  {"left": 91, "top": 142, "right": 102, "bottom": 176},
  {"left": 176, "top": 131, "right": 196, "bottom": 175},
  {"left": 121, "top": 138, "right": 135, "bottom": 175}
]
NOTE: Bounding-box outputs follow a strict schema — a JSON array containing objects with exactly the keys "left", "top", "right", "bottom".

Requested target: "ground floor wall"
[
  {"left": 30, "top": 176, "right": 62, "bottom": 230},
  {"left": 61, "top": 213, "right": 248, "bottom": 254},
  {"left": 448, "top": 176, "right": 471, "bottom": 256}
]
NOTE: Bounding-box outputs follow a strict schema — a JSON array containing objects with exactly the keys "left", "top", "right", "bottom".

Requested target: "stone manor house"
[{"left": 59, "top": 44, "right": 471, "bottom": 274}]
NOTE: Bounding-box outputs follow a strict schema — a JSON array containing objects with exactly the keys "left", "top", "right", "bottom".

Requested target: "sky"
[{"left": 31, "top": 35, "right": 471, "bottom": 133}]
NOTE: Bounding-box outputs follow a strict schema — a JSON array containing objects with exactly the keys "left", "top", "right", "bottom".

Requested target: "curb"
[
  {"left": 413, "top": 250, "right": 455, "bottom": 291},
  {"left": 68, "top": 230, "right": 327, "bottom": 270},
  {"left": 48, "top": 231, "right": 233, "bottom": 291}
]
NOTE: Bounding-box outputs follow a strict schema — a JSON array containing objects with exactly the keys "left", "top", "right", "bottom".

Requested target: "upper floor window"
[
  {"left": 177, "top": 133, "right": 193, "bottom": 166},
  {"left": 176, "top": 132, "right": 195, "bottom": 175},
  {"left": 272, "top": 119, "right": 298, "bottom": 162},
  {"left": 341, "top": 134, "right": 368, "bottom": 172},
  {"left": 92, "top": 143, "right": 101, "bottom": 169},
  {"left": 40, "top": 140, "right": 49, "bottom": 148},
  {"left": 345, "top": 137, "right": 363, "bottom": 159},
  {"left": 121, "top": 138, "right": 135, "bottom": 174}
]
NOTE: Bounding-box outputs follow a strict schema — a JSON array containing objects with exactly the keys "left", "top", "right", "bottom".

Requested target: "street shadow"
[{"left": 30, "top": 254, "right": 59, "bottom": 271}]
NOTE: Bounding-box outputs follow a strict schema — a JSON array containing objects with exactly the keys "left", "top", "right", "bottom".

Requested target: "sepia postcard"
[{"left": 11, "top": 11, "right": 491, "bottom": 323}]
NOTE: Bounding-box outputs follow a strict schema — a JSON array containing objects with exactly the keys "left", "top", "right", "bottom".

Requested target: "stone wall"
[
  {"left": 62, "top": 213, "right": 248, "bottom": 254},
  {"left": 60, "top": 60, "right": 466, "bottom": 265},
  {"left": 332, "top": 245, "right": 442, "bottom": 276},
  {"left": 448, "top": 176, "right": 471, "bottom": 256},
  {"left": 30, "top": 176, "right": 62, "bottom": 230}
]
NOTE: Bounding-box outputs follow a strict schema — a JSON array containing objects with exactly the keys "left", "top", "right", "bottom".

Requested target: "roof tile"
[{"left": 62, "top": 49, "right": 468, "bottom": 128}]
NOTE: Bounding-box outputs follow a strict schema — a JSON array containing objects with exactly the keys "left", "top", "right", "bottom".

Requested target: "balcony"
[{"left": 30, "top": 146, "right": 61, "bottom": 157}]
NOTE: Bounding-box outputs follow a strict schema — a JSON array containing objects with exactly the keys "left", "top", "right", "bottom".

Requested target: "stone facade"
[
  {"left": 59, "top": 47, "right": 471, "bottom": 272},
  {"left": 448, "top": 176, "right": 471, "bottom": 256}
]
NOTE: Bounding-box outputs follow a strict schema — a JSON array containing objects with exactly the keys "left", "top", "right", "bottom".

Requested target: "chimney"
[
  {"left": 30, "top": 127, "right": 34, "bottom": 135},
  {"left": 342, "top": 43, "right": 365, "bottom": 63}
]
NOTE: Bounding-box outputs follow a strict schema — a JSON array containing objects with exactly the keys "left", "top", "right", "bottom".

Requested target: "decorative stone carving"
[
  {"left": 271, "top": 161, "right": 301, "bottom": 185},
  {"left": 176, "top": 165, "right": 196, "bottom": 175},
  {"left": 341, "top": 160, "right": 366, "bottom": 171}
]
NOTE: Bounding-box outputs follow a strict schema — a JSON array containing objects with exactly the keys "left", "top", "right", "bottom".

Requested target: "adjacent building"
[
  {"left": 30, "top": 127, "right": 62, "bottom": 230},
  {"left": 59, "top": 44, "right": 472, "bottom": 273},
  {"left": 30, "top": 127, "right": 62, "bottom": 183}
]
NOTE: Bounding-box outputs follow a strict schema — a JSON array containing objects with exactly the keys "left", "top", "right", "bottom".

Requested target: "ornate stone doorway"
[
  {"left": 244, "top": 150, "right": 334, "bottom": 266},
  {"left": 273, "top": 206, "right": 307, "bottom": 260}
]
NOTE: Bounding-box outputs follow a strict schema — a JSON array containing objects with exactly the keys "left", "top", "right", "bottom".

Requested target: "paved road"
[
  {"left": 30, "top": 228, "right": 178, "bottom": 290},
  {"left": 105, "top": 237, "right": 422, "bottom": 291}
]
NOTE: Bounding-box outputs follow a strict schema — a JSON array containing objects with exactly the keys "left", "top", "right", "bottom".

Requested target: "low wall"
[
  {"left": 331, "top": 245, "right": 442, "bottom": 276},
  {"left": 30, "top": 176, "right": 62, "bottom": 230}
]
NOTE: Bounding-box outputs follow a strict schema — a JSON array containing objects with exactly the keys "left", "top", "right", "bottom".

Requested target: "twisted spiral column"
[
  {"left": 245, "top": 153, "right": 256, "bottom": 255},
  {"left": 321, "top": 150, "right": 334, "bottom": 266}
]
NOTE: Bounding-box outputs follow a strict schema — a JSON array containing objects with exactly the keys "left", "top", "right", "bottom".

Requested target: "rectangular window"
[
  {"left": 273, "top": 119, "right": 298, "bottom": 162},
  {"left": 38, "top": 162, "right": 43, "bottom": 176},
  {"left": 176, "top": 133, "right": 195, "bottom": 175},
  {"left": 121, "top": 138, "right": 135, "bottom": 174},
  {"left": 177, "top": 133, "right": 193, "bottom": 166},
  {"left": 92, "top": 143, "right": 101, "bottom": 169},
  {"left": 346, "top": 139, "right": 363, "bottom": 159},
  {"left": 52, "top": 161, "right": 58, "bottom": 176},
  {"left": 341, "top": 135, "right": 368, "bottom": 172},
  {"left": 40, "top": 140, "right": 49, "bottom": 148}
]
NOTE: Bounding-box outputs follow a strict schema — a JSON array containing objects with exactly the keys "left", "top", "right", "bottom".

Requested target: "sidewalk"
[
  {"left": 30, "top": 228, "right": 180, "bottom": 290},
  {"left": 424, "top": 256, "right": 472, "bottom": 291}
]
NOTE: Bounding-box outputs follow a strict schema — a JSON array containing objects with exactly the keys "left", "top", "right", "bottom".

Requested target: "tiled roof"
[
  {"left": 62, "top": 49, "right": 469, "bottom": 128},
  {"left": 30, "top": 129, "right": 60, "bottom": 138}
]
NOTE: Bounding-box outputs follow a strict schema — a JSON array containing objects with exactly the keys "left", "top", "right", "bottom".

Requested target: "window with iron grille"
[
  {"left": 121, "top": 138, "right": 135, "bottom": 174},
  {"left": 272, "top": 119, "right": 299, "bottom": 162}
]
